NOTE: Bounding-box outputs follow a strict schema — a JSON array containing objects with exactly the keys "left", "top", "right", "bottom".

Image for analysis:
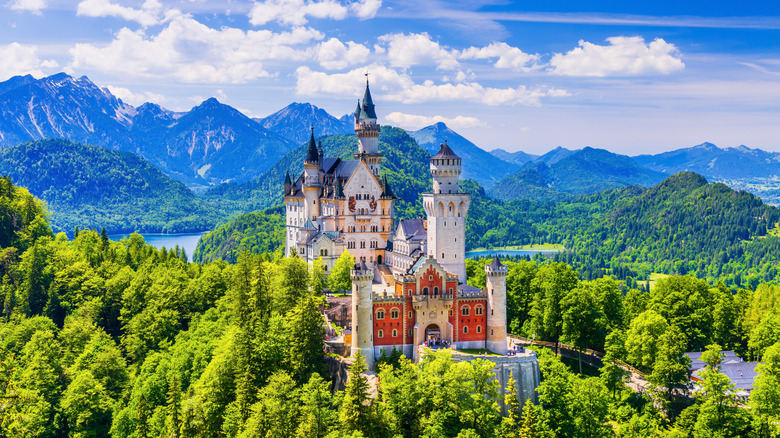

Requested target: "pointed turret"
[
  {"left": 283, "top": 170, "right": 292, "bottom": 195},
  {"left": 354, "top": 99, "right": 362, "bottom": 119},
  {"left": 304, "top": 126, "right": 319, "bottom": 164},
  {"left": 381, "top": 174, "right": 396, "bottom": 199},
  {"left": 360, "top": 78, "right": 377, "bottom": 120},
  {"left": 334, "top": 177, "right": 344, "bottom": 198}
]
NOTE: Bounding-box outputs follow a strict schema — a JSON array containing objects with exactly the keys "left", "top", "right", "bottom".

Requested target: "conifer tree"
[
  {"left": 340, "top": 352, "right": 371, "bottom": 435},
  {"left": 166, "top": 372, "right": 182, "bottom": 438},
  {"left": 499, "top": 373, "right": 522, "bottom": 437}
]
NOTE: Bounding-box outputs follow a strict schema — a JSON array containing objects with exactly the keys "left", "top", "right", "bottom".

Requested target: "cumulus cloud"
[
  {"left": 76, "top": 0, "right": 169, "bottom": 27},
  {"left": 459, "top": 42, "right": 541, "bottom": 72},
  {"left": 384, "top": 112, "right": 484, "bottom": 130},
  {"left": 0, "top": 43, "right": 57, "bottom": 79},
  {"left": 249, "top": 0, "right": 380, "bottom": 26},
  {"left": 106, "top": 85, "right": 165, "bottom": 106},
  {"left": 295, "top": 65, "right": 568, "bottom": 106},
  {"left": 377, "top": 32, "right": 459, "bottom": 70},
  {"left": 317, "top": 38, "right": 370, "bottom": 70},
  {"left": 549, "top": 36, "right": 684, "bottom": 77},
  {"left": 8, "top": 0, "right": 46, "bottom": 14},
  {"left": 69, "top": 16, "right": 323, "bottom": 83}
]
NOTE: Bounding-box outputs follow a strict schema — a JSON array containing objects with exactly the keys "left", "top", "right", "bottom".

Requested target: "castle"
[{"left": 284, "top": 79, "right": 508, "bottom": 364}]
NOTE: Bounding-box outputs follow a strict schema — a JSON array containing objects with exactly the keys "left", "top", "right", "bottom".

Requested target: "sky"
[{"left": 1, "top": 0, "right": 780, "bottom": 155}]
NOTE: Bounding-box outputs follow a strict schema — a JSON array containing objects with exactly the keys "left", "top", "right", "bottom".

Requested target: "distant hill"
[
  {"left": 0, "top": 73, "right": 295, "bottom": 188},
  {"left": 0, "top": 139, "right": 221, "bottom": 234},
  {"left": 410, "top": 122, "right": 519, "bottom": 186},
  {"left": 634, "top": 142, "right": 780, "bottom": 180},
  {"left": 536, "top": 146, "right": 576, "bottom": 165},
  {"left": 489, "top": 148, "right": 538, "bottom": 165},
  {"left": 490, "top": 147, "right": 666, "bottom": 201},
  {"left": 193, "top": 206, "right": 285, "bottom": 264},
  {"left": 257, "top": 102, "right": 353, "bottom": 145}
]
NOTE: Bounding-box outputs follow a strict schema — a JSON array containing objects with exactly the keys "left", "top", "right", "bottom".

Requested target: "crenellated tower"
[
  {"left": 354, "top": 77, "right": 382, "bottom": 175},
  {"left": 351, "top": 260, "right": 374, "bottom": 364},
  {"left": 422, "top": 141, "right": 470, "bottom": 282},
  {"left": 485, "top": 256, "right": 508, "bottom": 354}
]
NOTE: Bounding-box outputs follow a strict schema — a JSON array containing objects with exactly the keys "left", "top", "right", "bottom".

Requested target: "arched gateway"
[{"left": 425, "top": 324, "right": 441, "bottom": 343}]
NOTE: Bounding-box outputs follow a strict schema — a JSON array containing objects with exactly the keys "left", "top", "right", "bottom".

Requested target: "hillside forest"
[{"left": 2, "top": 174, "right": 780, "bottom": 438}]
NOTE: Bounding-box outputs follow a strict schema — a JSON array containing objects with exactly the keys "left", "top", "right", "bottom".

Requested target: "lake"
[
  {"left": 108, "top": 232, "right": 208, "bottom": 262},
  {"left": 466, "top": 249, "right": 561, "bottom": 259}
]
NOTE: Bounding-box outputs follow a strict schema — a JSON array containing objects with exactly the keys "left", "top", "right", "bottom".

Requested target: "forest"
[{"left": 2, "top": 175, "right": 780, "bottom": 438}]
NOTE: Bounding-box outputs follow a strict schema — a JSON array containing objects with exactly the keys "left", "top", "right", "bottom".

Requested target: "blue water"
[
  {"left": 466, "top": 249, "right": 561, "bottom": 259},
  {"left": 108, "top": 232, "right": 207, "bottom": 262}
]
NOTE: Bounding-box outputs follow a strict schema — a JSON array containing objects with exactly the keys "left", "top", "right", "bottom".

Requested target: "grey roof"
[
  {"left": 284, "top": 171, "right": 291, "bottom": 185},
  {"left": 489, "top": 255, "right": 503, "bottom": 269},
  {"left": 685, "top": 351, "right": 743, "bottom": 371},
  {"left": 353, "top": 99, "right": 361, "bottom": 117},
  {"left": 432, "top": 141, "right": 461, "bottom": 160},
  {"left": 305, "top": 128, "right": 319, "bottom": 163},
  {"left": 356, "top": 260, "right": 368, "bottom": 271},
  {"left": 457, "top": 284, "right": 482, "bottom": 293},
  {"left": 302, "top": 219, "right": 317, "bottom": 230},
  {"left": 693, "top": 362, "right": 761, "bottom": 392},
  {"left": 399, "top": 219, "right": 426, "bottom": 240}
]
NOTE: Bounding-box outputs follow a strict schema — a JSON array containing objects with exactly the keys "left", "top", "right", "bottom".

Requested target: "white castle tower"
[
  {"left": 486, "top": 256, "right": 508, "bottom": 354},
  {"left": 354, "top": 77, "right": 382, "bottom": 175},
  {"left": 350, "top": 260, "right": 374, "bottom": 364},
  {"left": 422, "top": 141, "right": 470, "bottom": 282}
]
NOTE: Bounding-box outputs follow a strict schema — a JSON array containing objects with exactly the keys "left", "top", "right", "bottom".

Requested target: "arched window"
[
  {"left": 476, "top": 325, "right": 482, "bottom": 333},
  {"left": 390, "top": 309, "right": 399, "bottom": 319},
  {"left": 433, "top": 287, "right": 439, "bottom": 295},
  {"left": 422, "top": 287, "right": 429, "bottom": 295},
  {"left": 475, "top": 306, "right": 483, "bottom": 315},
  {"left": 392, "top": 329, "right": 398, "bottom": 337},
  {"left": 376, "top": 310, "right": 385, "bottom": 319},
  {"left": 378, "top": 329, "right": 384, "bottom": 338},
  {"left": 461, "top": 306, "right": 470, "bottom": 316},
  {"left": 463, "top": 326, "right": 468, "bottom": 334}
]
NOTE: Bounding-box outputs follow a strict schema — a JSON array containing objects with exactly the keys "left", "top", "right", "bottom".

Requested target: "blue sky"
[{"left": 2, "top": 0, "right": 779, "bottom": 155}]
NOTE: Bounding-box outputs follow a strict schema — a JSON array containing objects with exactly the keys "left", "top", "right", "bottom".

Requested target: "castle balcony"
[
  {"left": 353, "top": 214, "right": 373, "bottom": 221},
  {"left": 412, "top": 293, "right": 455, "bottom": 309}
]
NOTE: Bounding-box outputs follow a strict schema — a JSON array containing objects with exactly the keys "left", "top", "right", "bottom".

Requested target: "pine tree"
[
  {"left": 499, "top": 373, "right": 522, "bottom": 437},
  {"left": 518, "top": 399, "right": 553, "bottom": 438},
  {"left": 166, "top": 372, "right": 182, "bottom": 438},
  {"left": 340, "top": 352, "right": 371, "bottom": 435}
]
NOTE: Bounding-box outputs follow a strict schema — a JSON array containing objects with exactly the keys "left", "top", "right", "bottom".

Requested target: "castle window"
[
  {"left": 491, "top": 310, "right": 494, "bottom": 316},
  {"left": 408, "top": 329, "right": 413, "bottom": 337},
  {"left": 442, "top": 253, "right": 445, "bottom": 259},
  {"left": 463, "top": 326, "right": 468, "bottom": 334},
  {"left": 378, "top": 330, "right": 383, "bottom": 338},
  {"left": 408, "top": 311, "right": 413, "bottom": 318},
  {"left": 392, "top": 329, "right": 398, "bottom": 337},
  {"left": 475, "top": 306, "right": 483, "bottom": 315},
  {"left": 449, "top": 310, "right": 453, "bottom": 316},
  {"left": 391, "top": 310, "right": 399, "bottom": 319},
  {"left": 433, "top": 287, "right": 439, "bottom": 295},
  {"left": 491, "top": 329, "right": 494, "bottom": 335},
  {"left": 376, "top": 310, "right": 385, "bottom": 319},
  {"left": 449, "top": 288, "right": 453, "bottom": 294},
  {"left": 323, "top": 265, "right": 327, "bottom": 271},
  {"left": 477, "top": 325, "right": 482, "bottom": 333},
  {"left": 422, "top": 287, "right": 429, "bottom": 295},
  {"left": 461, "top": 307, "right": 470, "bottom": 316}
]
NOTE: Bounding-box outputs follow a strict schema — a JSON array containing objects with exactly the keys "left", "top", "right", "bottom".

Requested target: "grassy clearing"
[
  {"left": 637, "top": 273, "right": 670, "bottom": 290},
  {"left": 458, "top": 348, "right": 504, "bottom": 356}
]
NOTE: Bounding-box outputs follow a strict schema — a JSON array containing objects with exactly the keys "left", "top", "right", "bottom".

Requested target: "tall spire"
[
  {"left": 304, "top": 125, "right": 319, "bottom": 163},
  {"left": 359, "top": 77, "right": 377, "bottom": 119}
]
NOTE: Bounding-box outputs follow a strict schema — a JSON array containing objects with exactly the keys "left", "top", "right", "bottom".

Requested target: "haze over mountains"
[{"left": 2, "top": 71, "right": 780, "bottom": 216}]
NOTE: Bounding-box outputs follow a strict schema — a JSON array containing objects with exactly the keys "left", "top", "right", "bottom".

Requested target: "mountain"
[
  {"left": 257, "top": 102, "right": 353, "bottom": 145},
  {"left": 410, "top": 122, "right": 519, "bottom": 186},
  {"left": 0, "top": 73, "right": 135, "bottom": 150},
  {"left": 0, "top": 139, "right": 222, "bottom": 234},
  {"left": 634, "top": 142, "right": 780, "bottom": 180},
  {"left": 0, "top": 73, "right": 296, "bottom": 188},
  {"left": 490, "top": 147, "right": 666, "bottom": 201},
  {"left": 489, "top": 148, "right": 538, "bottom": 165},
  {"left": 536, "top": 146, "right": 576, "bottom": 165}
]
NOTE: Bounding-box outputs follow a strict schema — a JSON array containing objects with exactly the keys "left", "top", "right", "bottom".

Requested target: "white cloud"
[
  {"left": 350, "top": 0, "right": 380, "bottom": 19},
  {"left": 384, "top": 112, "right": 484, "bottom": 130},
  {"left": 317, "top": 38, "right": 370, "bottom": 70},
  {"left": 459, "top": 42, "right": 540, "bottom": 72},
  {"left": 249, "top": 0, "right": 378, "bottom": 26},
  {"left": 76, "top": 0, "right": 167, "bottom": 27},
  {"left": 106, "top": 85, "right": 165, "bottom": 106},
  {"left": 69, "top": 16, "right": 323, "bottom": 83},
  {"left": 8, "top": 0, "right": 46, "bottom": 14},
  {"left": 295, "top": 65, "right": 568, "bottom": 106},
  {"left": 0, "top": 43, "right": 58, "bottom": 79},
  {"left": 549, "top": 36, "right": 684, "bottom": 77},
  {"left": 377, "top": 32, "right": 459, "bottom": 70}
]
